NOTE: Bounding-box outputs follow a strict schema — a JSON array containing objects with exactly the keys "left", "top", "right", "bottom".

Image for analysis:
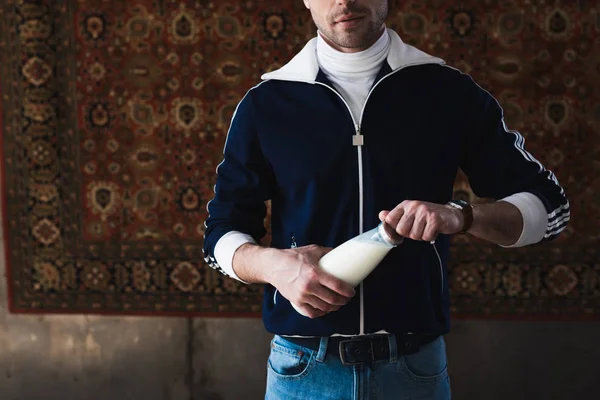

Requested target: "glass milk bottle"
[{"left": 292, "top": 222, "right": 403, "bottom": 316}]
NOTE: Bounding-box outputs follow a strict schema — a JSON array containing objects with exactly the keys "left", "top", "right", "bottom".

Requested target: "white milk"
[
  {"left": 318, "top": 238, "right": 392, "bottom": 287},
  {"left": 290, "top": 223, "right": 401, "bottom": 316}
]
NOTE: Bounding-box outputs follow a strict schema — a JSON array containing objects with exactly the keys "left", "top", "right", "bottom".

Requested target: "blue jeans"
[{"left": 265, "top": 334, "right": 451, "bottom": 400}]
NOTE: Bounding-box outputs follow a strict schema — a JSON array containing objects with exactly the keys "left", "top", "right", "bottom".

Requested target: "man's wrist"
[
  {"left": 232, "top": 243, "right": 274, "bottom": 284},
  {"left": 446, "top": 199, "right": 474, "bottom": 233}
]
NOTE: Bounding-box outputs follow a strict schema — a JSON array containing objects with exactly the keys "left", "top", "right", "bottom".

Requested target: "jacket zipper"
[{"left": 314, "top": 62, "right": 436, "bottom": 335}]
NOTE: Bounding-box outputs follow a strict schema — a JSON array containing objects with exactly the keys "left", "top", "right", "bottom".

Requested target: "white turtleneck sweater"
[
  {"left": 213, "top": 29, "right": 547, "bottom": 283},
  {"left": 316, "top": 29, "right": 391, "bottom": 123}
]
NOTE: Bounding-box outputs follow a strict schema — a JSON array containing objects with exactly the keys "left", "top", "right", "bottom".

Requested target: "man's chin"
[
  {"left": 333, "top": 37, "right": 370, "bottom": 50},
  {"left": 332, "top": 27, "right": 375, "bottom": 45}
]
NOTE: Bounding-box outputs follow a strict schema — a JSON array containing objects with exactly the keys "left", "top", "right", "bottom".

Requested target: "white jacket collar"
[{"left": 261, "top": 28, "right": 444, "bottom": 83}]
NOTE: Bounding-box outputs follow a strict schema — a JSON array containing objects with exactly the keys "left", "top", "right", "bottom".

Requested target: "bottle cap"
[{"left": 378, "top": 222, "right": 404, "bottom": 246}]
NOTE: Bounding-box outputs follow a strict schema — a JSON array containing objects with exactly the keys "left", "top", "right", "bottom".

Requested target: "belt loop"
[
  {"left": 315, "top": 336, "right": 329, "bottom": 363},
  {"left": 388, "top": 334, "right": 398, "bottom": 363}
]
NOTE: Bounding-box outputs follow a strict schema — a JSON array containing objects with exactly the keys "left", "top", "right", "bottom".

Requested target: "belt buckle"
[{"left": 338, "top": 338, "right": 370, "bottom": 366}]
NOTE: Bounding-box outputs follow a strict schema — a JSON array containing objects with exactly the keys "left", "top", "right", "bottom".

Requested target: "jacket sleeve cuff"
[
  {"left": 500, "top": 192, "right": 548, "bottom": 248},
  {"left": 213, "top": 231, "right": 257, "bottom": 283}
]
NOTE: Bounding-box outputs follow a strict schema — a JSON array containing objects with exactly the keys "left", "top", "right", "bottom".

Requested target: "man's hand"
[
  {"left": 234, "top": 244, "right": 355, "bottom": 319},
  {"left": 379, "top": 200, "right": 464, "bottom": 242},
  {"left": 270, "top": 245, "right": 355, "bottom": 319}
]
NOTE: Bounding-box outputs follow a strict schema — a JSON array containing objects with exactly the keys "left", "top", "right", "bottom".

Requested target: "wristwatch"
[{"left": 446, "top": 199, "right": 473, "bottom": 233}]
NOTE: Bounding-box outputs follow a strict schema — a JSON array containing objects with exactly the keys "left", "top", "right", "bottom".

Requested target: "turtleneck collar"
[{"left": 316, "top": 28, "right": 391, "bottom": 82}]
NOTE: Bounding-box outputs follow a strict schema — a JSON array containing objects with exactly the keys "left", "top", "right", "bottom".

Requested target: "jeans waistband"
[{"left": 281, "top": 333, "right": 439, "bottom": 365}]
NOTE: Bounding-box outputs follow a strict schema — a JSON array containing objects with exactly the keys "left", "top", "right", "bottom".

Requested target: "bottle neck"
[{"left": 376, "top": 222, "right": 403, "bottom": 246}]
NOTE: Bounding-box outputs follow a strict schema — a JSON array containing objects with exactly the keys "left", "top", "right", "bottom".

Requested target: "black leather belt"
[{"left": 283, "top": 333, "right": 439, "bottom": 365}]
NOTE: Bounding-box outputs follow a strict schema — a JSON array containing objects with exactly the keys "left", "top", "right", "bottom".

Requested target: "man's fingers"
[
  {"left": 378, "top": 210, "right": 390, "bottom": 222},
  {"left": 383, "top": 201, "right": 450, "bottom": 241},
  {"left": 319, "top": 274, "right": 356, "bottom": 299},
  {"left": 384, "top": 203, "right": 406, "bottom": 226},
  {"left": 409, "top": 217, "right": 426, "bottom": 240},
  {"left": 397, "top": 213, "right": 415, "bottom": 237},
  {"left": 304, "top": 295, "right": 341, "bottom": 313},
  {"left": 422, "top": 222, "right": 438, "bottom": 242},
  {"left": 296, "top": 302, "right": 328, "bottom": 319},
  {"left": 311, "top": 284, "right": 352, "bottom": 306}
]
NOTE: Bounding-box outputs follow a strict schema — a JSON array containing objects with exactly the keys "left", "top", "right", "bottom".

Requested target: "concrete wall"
[{"left": 446, "top": 319, "right": 600, "bottom": 399}]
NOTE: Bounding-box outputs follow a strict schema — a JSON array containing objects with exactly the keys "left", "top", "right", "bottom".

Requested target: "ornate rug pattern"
[{"left": 1, "top": 0, "right": 598, "bottom": 317}]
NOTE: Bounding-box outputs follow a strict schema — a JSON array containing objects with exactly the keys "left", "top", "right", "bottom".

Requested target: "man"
[{"left": 203, "top": 0, "right": 570, "bottom": 398}]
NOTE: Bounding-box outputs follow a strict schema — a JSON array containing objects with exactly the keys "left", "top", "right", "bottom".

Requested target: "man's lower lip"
[{"left": 336, "top": 18, "right": 363, "bottom": 28}]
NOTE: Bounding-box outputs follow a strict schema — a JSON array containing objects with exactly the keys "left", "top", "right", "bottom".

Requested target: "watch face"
[{"left": 449, "top": 199, "right": 469, "bottom": 209}]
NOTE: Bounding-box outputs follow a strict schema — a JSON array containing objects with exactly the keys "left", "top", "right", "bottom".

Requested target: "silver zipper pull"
[
  {"left": 291, "top": 234, "right": 297, "bottom": 249},
  {"left": 352, "top": 125, "right": 364, "bottom": 146}
]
